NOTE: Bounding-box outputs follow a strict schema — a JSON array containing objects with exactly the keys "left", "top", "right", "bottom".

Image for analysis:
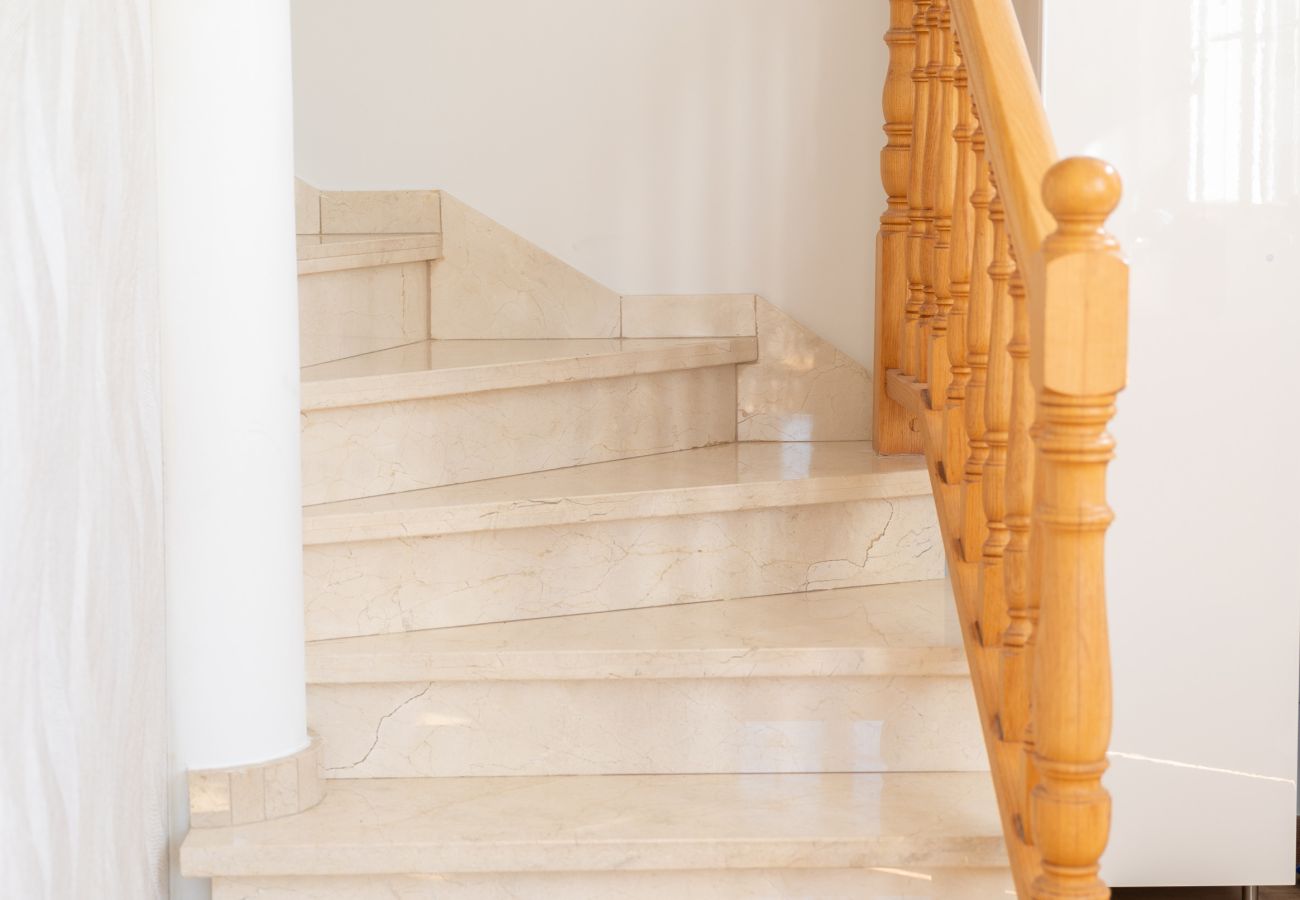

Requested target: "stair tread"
[
  {"left": 180, "top": 771, "right": 1006, "bottom": 877},
  {"left": 300, "top": 336, "right": 757, "bottom": 410},
  {"left": 305, "top": 581, "right": 964, "bottom": 682},
  {"left": 303, "top": 440, "right": 931, "bottom": 544},
  {"left": 296, "top": 232, "right": 442, "bottom": 261}
]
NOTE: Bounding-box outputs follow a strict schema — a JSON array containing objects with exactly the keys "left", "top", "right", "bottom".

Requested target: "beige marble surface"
[
  {"left": 303, "top": 496, "right": 942, "bottom": 640},
  {"left": 300, "top": 337, "right": 756, "bottom": 410},
  {"left": 319, "top": 190, "right": 441, "bottom": 234},
  {"left": 181, "top": 772, "right": 1008, "bottom": 876},
  {"left": 430, "top": 194, "right": 621, "bottom": 338},
  {"left": 309, "top": 673, "right": 984, "bottom": 778},
  {"left": 738, "top": 298, "right": 873, "bottom": 441},
  {"left": 299, "top": 262, "right": 429, "bottom": 368},
  {"left": 189, "top": 737, "right": 324, "bottom": 828},
  {"left": 294, "top": 179, "right": 320, "bottom": 235},
  {"left": 621, "top": 293, "right": 757, "bottom": 338},
  {"left": 212, "top": 868, "right": 1016, "bottom": 900},
  {"left": 305, "top": 580, "right": 964, "bottom": 682},
  {"left": 295, "top": 233, "right": 443, "bottom": 276},
  {"left": 301, "top": 365, "right": 736, "bottom": 505},
  {"left": 302, "top": 440, "right": 932, "bottom": 544}
]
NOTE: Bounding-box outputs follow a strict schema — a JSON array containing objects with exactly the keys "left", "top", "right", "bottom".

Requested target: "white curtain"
[{"left": 0, "top": 0, "right": 168, "bottom": 897}]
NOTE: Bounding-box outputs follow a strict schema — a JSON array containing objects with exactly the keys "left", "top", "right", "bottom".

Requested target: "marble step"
[
  {"left": 305, "top": 582, "right": 986, "bottom": 778},
  {"left": 209, "top": 869, "right": 1017, "bottom": 900},
  {"left": 300, "top": 337, "right": 754, "bottom": 504},
  {"left": 297, "top": 233, "right": 444, "bottom": 366},
  {"left": 302, "top": 442, "right": 944, "bottom": 640},
  {"left": 182, "top": 773, "right": 1011, "bottom": 891}
]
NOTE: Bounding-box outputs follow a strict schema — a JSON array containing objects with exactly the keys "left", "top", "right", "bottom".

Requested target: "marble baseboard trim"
[
  {"left": 212, "top": 867, "right": 1016, "bottom": 899},
  {"left": 738, "top": 297, "right": 873, "bottom": 441},
  {"left": 319, "top": 190, "right": 441, "bottom": 234},
  {"left": 430, "top": 193, "right": 621, "bottom": 339},
  {"left": 189, "top": 736, "right": 324, "bottom": 829},
  {"left": 297, "top": 240, "right": 443, "bottom": 276},
  {"left": 621, "top": 294, "right": 757, "bottom": 338},
  {"left": 294, "top": 178, "right": 321, "bottom": 235}
]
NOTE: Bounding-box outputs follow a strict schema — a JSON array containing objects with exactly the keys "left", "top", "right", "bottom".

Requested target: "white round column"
[{"left": 153, "top": 0, "right": 306, "bottom": 894}]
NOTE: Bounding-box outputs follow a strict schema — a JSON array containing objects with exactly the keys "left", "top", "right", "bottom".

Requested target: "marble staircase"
[{"left": 180, "top": 188, "right": 1013, "bottom": 898}]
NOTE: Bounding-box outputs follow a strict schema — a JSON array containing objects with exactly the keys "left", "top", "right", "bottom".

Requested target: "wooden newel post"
[
  {"left": 873, "top": 0, "right": 923, "bottom": 454},
  {"left": 1029, "top": 157, "right": 1127, "bottom": 900}
]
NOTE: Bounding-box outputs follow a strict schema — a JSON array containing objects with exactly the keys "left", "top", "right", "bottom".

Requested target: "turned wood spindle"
[
  {"left": 978, "top": 176, "right": 1014, "bottom": 649},
  {"left": 926, "top": 8, "right": 960, "bottom": 411},
  {"left": 916, "top": 0, "right": 946, "bottom": 383},
  {"left": 1029, "top": 157, "right": 1127, "bottom": 900},
  {"left": 902, "top": 0, "right": 932, "bottom": 379},
  {"left": 960, "top": 123, "right": 993, "bottom": 562},
  {"left": 941, "top": 59, "right": 976, "bottom": 483},
  {"left": 872, "top": 0, "right": 922, "bottom": 453}
]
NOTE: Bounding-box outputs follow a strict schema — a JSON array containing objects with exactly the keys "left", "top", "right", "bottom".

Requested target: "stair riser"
[
  {"left": 213, "top": 868, "right": 1015, "bottom": 899},
  {"left": 299, "top": 261, "right": 430, "bottom": 367},
  {"left": 301, "top": 365, "right": 737, "bottom": 505},
  {"left": 308, "top": 674, "right": 985, "bottom": 778},
  {"left": 304, "top": 496, "right": 944, "bottom": 640}
]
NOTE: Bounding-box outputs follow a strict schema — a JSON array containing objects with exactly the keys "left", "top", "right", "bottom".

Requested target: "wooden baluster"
[
  {"left": 1029, "top": 157, "right": 1126, "bottom": 900},
  {"left": 960, "top": 125, "right": 993, "bottom": 562},
  {"left": 999, "top": 262, "right": 1035, "bottom": 841},
  {"left": 902, "top": 0, "right": 931, "bottom": 379},
  {"left": 916, "top": 0, "right": 945, "bottom": 383},
  {"left": 926, "top": 7, "right": 959, "bottom": 411},
  {"left": 873, "top": 0, "right": 922, "bottom": 453},
  {"left": 941, "top": 59, "right": 976, "bottom": 483},
  {"left": 978, "top": 179, "right": 1013, "bottom": 648}
]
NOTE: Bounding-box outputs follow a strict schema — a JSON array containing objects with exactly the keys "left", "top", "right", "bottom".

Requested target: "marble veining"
[
  {"left": 430, "top": 193, "right": 621, "bottom": 338},
  {"left": 300, "top": 365, "right": 737, "bottom": 505},
  {"left": 181, "top": 772, "right": 1009, "bottom": 876},
  {"left": 211, "top": 868, "right": 1016, "bottom": 900},
  {"left": 299, "top": 262, "right": 430, "bottom": 367},
  {"left": 302, "top": 440, "right": 933, "bottom": 544},
  {"left": 304, "top": 581, "right": 965, "bottom": 683},
  {"left": 308, "top": 673, "right": 986, "bottom": 778},
  {"left": 738, "top": 298, "right": 873, "bottom": 441},
  {"left": 303, "top": 496, "right": 943, "bottom": 640}
]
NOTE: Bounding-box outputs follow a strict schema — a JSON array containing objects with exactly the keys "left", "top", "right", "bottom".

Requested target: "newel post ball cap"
[{"left": 1042, "top": 157, "right": 1122, "bottom": 223}]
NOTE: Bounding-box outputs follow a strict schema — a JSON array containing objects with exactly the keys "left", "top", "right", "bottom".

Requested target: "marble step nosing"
[
  {"left": 300, "top": 338, "right": 757, "bottom": 411},
  {"left": 302, "top": 469, "right": 931, "bottom": 545}
]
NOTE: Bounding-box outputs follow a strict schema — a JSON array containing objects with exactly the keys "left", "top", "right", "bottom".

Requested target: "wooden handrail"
[{"left": 872, "top": 3, "right": 1128, "bottom": 897}]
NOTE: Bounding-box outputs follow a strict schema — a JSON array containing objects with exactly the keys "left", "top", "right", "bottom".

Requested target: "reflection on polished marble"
[
  {"left": 300, "top": 364, "right": 737, "bottom": 505},
  {"left": 181, "top": 772, "right": 1009, "bottom": 876},
  {"left": 305, "top": 580, "right": 965, "bottom": 683},
  {"left": 212, "top": 868, "right": 1017, "bottom": 900},
  {"left": 302, "top": 440, "right": 932, "bottom": 544},
  {"left": 299, "top": 337, "right": 757, "bottom": 409},
  {"left": 303, "top": 496, "right": 942, "bottom": 640},
  {"left": 309, "top": 672, "right": 985, "bottom": 778},
  {"left": 738, "top": 298, "right": 872, "bottom": 441}
]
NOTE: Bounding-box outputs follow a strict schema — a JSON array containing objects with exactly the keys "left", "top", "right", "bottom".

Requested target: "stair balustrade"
[{"left": 872, "top": 1, "right": 1128, "bottom": 897}]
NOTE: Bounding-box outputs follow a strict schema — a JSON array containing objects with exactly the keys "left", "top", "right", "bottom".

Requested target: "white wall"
[
  {"left": 290, "top": 0, "right": 887, "bottom": 365},
  {"left": 0, "top": 0, "right": 168, "bottom": 897},
  {"left": 1042, "top": 0, "right": 1300, "bottom": 887}
]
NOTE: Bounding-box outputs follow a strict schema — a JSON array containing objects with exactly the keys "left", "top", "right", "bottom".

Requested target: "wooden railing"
[{"left": 872, "top": 1, "right": 1128, "bottom": 897}]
